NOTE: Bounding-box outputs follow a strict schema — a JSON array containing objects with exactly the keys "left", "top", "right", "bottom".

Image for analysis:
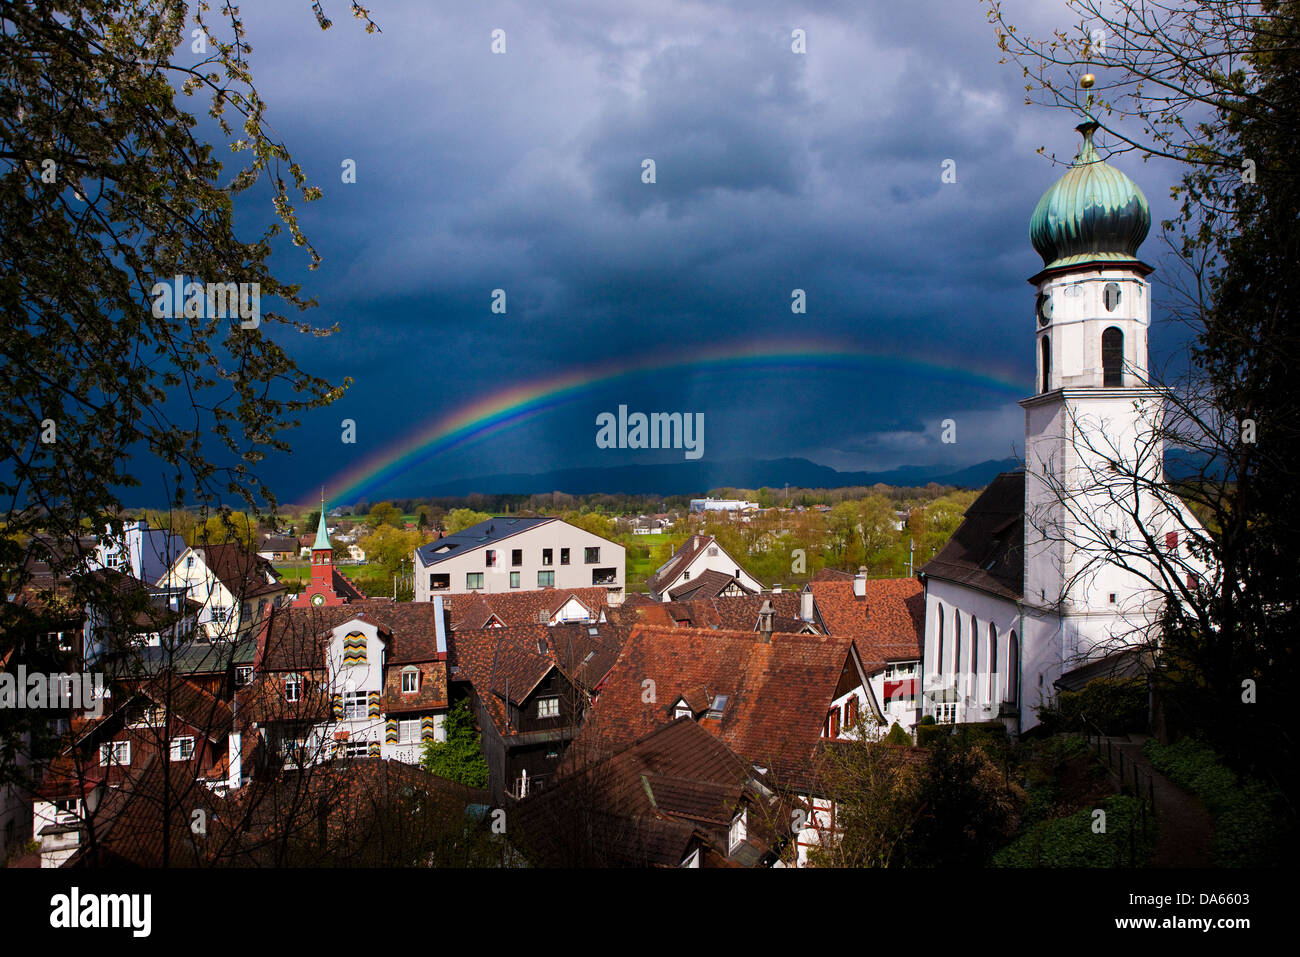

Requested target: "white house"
[
  {"left": 92, "top": 520, "right": 187, "bottom": 584},
  {"left": 646, "top": 534, "right": 762, "bottom": 602},
  {"left": 413, "top": 517, "right": 625, "bottom": 604},
  {"left": 919, "top": 120, "right": 1208, "bottom": 733},
  {"left": 157, "top": 543, "right": 286, "bottom": 641}
]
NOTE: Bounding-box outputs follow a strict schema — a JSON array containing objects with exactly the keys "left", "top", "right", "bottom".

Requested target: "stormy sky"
[{"left": 171, "top": 0, "right": 1192, "bottom": 505}]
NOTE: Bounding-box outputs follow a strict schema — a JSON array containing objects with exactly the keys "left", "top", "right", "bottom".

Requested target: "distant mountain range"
[{"left": 385, "top": 457, "right": 1026, "bottom": 499}]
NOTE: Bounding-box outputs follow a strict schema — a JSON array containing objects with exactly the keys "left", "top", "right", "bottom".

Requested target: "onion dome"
[{"left": 1030, "top": 121, "right": 1150, "bottom": 270}]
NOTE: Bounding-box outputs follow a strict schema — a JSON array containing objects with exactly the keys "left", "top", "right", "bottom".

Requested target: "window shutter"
[
  {"left": 367, "top": 741, "right": 381, "bottom": 757},
  {"left": 1165, "top": 531, "right": 1179, "bottom": 550},
  {"left": 421, "top": 715, "right": 436, "bottom": 741},
  {"left": 331, "top": 694, "right": 343, "bottom": 719},
  {"left": 343, "top": 632, "right": 367, "bottom": 665},
  {"left": 367, "top": 691, "right": 381, "bottom": 718},
  {"left": 385, "top": 718, "right": 398, "bottom": 744}
]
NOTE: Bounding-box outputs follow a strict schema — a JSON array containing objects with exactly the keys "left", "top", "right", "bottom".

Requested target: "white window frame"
[
  {"left": 342, "top": 690, "right": 368, "bottom": 720},
  {"left": 285, "top": 674, "right": 302, "bottom": 702},
  {"left": 99, "top": 740, "right": 130, "bottom": 767},
  {"left": 401, "top": 668, "right": 419, "bottom": 693},
  {"left": 235, "top": 665, "right": 253, "bottom": 687},
  {"left": 398, "top": 718, "right": 421, "bottom": 744},
  {"left": 170, "top": 736, "right": 196, "bottom": 762},
  {"left": 728, "top": 809, "right": 747, "bottom": 852},
  {"left": 537, "top": 697, "right": 559, "bottom": 719}
]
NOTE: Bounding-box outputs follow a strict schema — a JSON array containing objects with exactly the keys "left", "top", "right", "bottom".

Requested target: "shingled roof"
[
  {"left": 256, "top": 600, "right": 449, "bottom": 673},
  {"left": 613, "top": 591, "right": 808, "bottom": 634},
  {"left": 580, "top": 623, "right": 863, "bottom": 790},
  {"left": 509, "top": 717, "right": 779, "bottom": 867},
  {"left": 667, "top": 569, "right": 755, "bottom": 601},
  {"left": 919, "top": 472, "right": 1025, "bottom": 601},
  {"left": 645, "top": 534, "right": 712, "bottom": 595},
  {"left": 809, "top": 578, "right": 924, "bottom": 668},
  {"left": 444, "top": 587, "right": 609, "bottom": 631},
  {"left": 192, "top": 543, "right": 284, "bottom": 599}
]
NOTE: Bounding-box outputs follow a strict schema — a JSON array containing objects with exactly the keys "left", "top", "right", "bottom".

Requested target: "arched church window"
[
  {"left": 1040, "top": 337, "right": 1051, "bottom": 393},
  {"left": 1103, "top": 281, "right": 1122, "bottom": 311},
  {"left": 1102, "top": 326, "right": 1124, "bottom": 387},
  {"left": 936, "top": 604, "right": 944, "bottom": 677},
  {"left": 954, "top": 614, "right": 962, "bottom": 678},
  {"left": 988, "top": 623, "right": 998, "bottom": 700},
  {"left": 1007, "top": 631, "right": 1019, "bottom": 705},
  {"left": 970, "top": 615, "right": 978, "bottom": 676}
]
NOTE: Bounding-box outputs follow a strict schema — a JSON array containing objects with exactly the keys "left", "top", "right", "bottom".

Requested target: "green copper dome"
[{"left": 1030, "top": 121, "right": 1150, "bottom": 270}]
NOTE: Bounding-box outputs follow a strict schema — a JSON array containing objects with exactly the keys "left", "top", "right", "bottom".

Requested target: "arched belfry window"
[
  {"left": 1040, "top": 336, "right": 1051, "bottom": 393},
  {"left": 1102, "top": 327, "right": 1124, "bottom": 387}
]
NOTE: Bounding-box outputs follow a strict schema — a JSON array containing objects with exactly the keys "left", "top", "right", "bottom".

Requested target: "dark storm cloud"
[{"left": 207, "top": 0, "right": 1188, "bottom": 502}]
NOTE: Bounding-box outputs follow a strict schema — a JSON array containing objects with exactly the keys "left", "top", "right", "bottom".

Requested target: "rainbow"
[{"left": 318, "top": 341, "right": 1030, "bottom": 504}]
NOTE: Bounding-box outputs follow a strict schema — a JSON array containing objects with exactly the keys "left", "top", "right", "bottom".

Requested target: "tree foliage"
[{"left": 420, "top": 699, "right": 489, "bottom": 789}]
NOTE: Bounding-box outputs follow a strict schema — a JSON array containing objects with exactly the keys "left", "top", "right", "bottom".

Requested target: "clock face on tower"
[
  {"left": 1036, "top": 292, "right": 1053, "bottom": 325},
  {"left": 311, "top": 593, "right": 325, "bottom": 606}
]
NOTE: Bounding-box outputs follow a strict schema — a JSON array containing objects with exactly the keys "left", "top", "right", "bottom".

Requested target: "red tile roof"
[
  {"left": 809, "top": 578, "right": 924, "bottom": 668},
  {"left": 192, "top": 543, "right": 285, "bottom": 598},
  {"left": 580, "top": 623, "right": 859, "bottom": 789},
  {"left": 444, "top": 587, "right": 610, "bottom": 630},
  {"left": 510, "top": 717, "right": 777, "bottom": 867}
]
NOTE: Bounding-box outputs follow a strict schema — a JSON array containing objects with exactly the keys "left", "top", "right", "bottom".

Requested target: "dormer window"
[
  {"left": 285, "top": 674, "right": 301, "bottom": 702},
  {"left": 728, "top": 809, "right": 748, "bottom": 852},
  {"left": 402, "top": 667, "right": 419, "bottom": 693},
  {"left": 673, "top": 700, "right": 692, "bottom": 720}
]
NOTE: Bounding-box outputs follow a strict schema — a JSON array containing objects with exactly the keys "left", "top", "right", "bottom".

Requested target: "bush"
[
  {"left": 1143, "top": 737, "right": 1287, "bottom": 867},
  {"left": 882, "top": 723, "right": 912, "bottom": 746},
  {"left": 916, "top": 722, "right": 950, "bottom": 748},
  {"left": 992, "top": 795, "right": 1154, "bottom": 867},
  {"left": 1036, "top": 677, "right": 1148, "bottom": 736}
]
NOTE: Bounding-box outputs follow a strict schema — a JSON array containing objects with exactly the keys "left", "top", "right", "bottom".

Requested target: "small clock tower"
[{"left": 293, "top": 499, "right": 363, "bottom": 608}]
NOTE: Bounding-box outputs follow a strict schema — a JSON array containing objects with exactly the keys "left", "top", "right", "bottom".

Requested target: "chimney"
[
  {"left": 853, "top": 567, "right": 867, "bottom": 598},
  {"left": 757, "top": 599, "right": 775, "bottom": 642},
  {"left": 772, "top": 584, "right": 782, "bottom": 594},
  {"left": 800, "top": 589, "right": 814, "bottom": 622}
]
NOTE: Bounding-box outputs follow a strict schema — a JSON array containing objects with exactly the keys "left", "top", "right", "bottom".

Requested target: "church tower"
[
  {"left": 293, "top": 500, "right": 365, "bottom": 608},
  {"left": 1019, "top": 120, "right": 1170, "bottom": 696}
]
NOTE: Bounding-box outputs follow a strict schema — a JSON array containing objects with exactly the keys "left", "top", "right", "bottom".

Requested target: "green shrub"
[
  {"left": 953, "top": 721, "right": 1009, "bottom": 754},
  {"left": 992, "top": 795, "right": 1154, "bottom": 867},
  {"left": 1143, "top": 737, "right": 1286, "bottom": 866},
  {"left": 916, "top": 722, "right": 950, "bottom": 748},
  {"left": 919, "top": 714, "right": 936, "bottom": 725},
  {"left": 882, "top": 723, "right": 912, "bottom": 746},
  {"left": 1036, "top": 677, "right": 1148, "bottom": 736}
]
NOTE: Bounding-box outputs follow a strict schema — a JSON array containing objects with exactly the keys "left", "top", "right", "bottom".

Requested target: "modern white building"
[
  {"left": 919, "top": 120, "right": 1207, "bottom": 733},
  {"left": 412, "top": 517, "right": 625, "bottom": 604},
  {"left": 689, "top": 498, "right": 759, "bottom": 514}
]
